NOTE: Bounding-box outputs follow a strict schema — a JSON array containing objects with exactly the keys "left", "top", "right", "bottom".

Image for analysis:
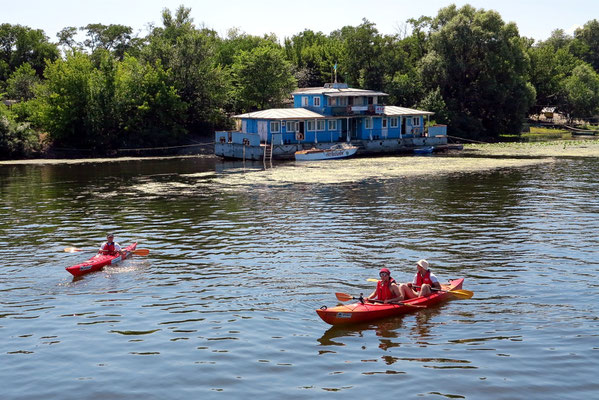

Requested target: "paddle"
[
  {"left": 334, "top": 292, "right": 427, "bottom": 308},
  {"left": 64, "top": 247, "right": 150, "bottom": 256},
  {"left": 365, "top": 279, "right": 473, "bottom": 299},
  {"left": 413, "top": 285, "right": 473, "bottom": 299}
]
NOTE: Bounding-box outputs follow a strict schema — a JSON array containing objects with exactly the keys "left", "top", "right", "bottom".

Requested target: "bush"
[{"left": 0, "top": 107, "right": 42, "bottom": 158}]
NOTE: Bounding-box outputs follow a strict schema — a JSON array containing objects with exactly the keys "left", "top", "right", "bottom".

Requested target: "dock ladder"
[{"left": 263, "top": 142, "right": 273, "bottom": 167}]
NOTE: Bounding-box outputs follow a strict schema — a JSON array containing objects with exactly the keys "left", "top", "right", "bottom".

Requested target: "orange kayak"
[{"left": 316, "top": 278, "right": 464, "bottom": 325}]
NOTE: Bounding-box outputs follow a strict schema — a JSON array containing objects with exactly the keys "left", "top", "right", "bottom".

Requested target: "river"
[{"left": 1, "top": 141, "right": 598, "bottom": 399}]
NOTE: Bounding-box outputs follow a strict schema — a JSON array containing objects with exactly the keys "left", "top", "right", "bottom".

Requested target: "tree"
[
  {"left": 37, "top": 52, "right": 94, "bottom": 146},
  {"left": 231, "top": 45, "right": 296, "bottom": 111},
  {"left": 334, "top": 19, "right": 385, "bottom": 90},
  {"left": 0, "top": 23, "right": 59, "bottom": 80},
  {"left": 284, "top": 29, "right": 341, "bottom": 87},
  {"left": 5, "top": 63, "right": 40, "bottom": 101},
  {"left": 142, "top": 6, "right": 231, "bottom": 132},
  {"left": 527, "top": 45, "right": 581, "bottom": 114},
  {"left": 421, "top": 5, "right": 535, "bottom": 139},
  {"left": 562, "top": 63, "right": 599, "bottom": 120},
  {"left": 81, "top": 23, "right": 134, "bottom": 59},
  {"left": 570, "top": 20, "right": 599, "bottom": 72},
  {"left": 114, "top": 56, "right": 186, "bottom": 146}
]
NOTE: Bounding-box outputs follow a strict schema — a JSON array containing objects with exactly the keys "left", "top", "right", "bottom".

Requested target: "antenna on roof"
[{"left": 334, "top": 63, "right": 337, "bottom": 83}]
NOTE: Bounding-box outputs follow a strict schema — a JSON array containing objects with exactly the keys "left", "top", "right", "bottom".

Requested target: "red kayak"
[
  {"left": 66, "top": 243, "right": 137, "bottom": 277},
  {"left": 316, "top": 278, "right": 465, "bottom": 326}
]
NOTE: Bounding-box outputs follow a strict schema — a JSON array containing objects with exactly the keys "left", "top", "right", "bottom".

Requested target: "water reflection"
[{"left": 2, "top": 147, "right": 599, "bottom": 399}]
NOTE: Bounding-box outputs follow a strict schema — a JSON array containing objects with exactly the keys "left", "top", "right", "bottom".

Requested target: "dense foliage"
[{"left": 2, "top": 4, "right": 599, "bottom": 158}]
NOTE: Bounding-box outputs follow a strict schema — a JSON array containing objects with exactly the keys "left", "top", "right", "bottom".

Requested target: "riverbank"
[{"left": 2, "top": 139, "right": 599, "bottom": 166}]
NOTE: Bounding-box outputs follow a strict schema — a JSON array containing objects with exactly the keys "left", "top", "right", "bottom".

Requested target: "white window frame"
[
  {"left": 412, "top": 117, "right": 421, "bottom": 126},
  {"left": 306, "top": 120, "right": 315, "bottom": 131},
  {"left": 390, "top": 117, "right": 398, "bottom": 128},
  {"left": 302, "top": 97, "right": 309, "bottom": 107},
  {"left": 365, "top": 117, "right": 373, "bottom": 129},
  {"left": 286, "top": 121, "right": 296, "bottom": 132},
  {"left": 316, "top": 120, "right": 325, "bottom": 131},
  {"left": 314, "top": 97, "right": 321, "bottom": 107},
  {"left": 327, "top": 120, "right": 337, "bottom": 131},
  {"left": 270, "top": 121, "right": 280, "bottom": 133}
]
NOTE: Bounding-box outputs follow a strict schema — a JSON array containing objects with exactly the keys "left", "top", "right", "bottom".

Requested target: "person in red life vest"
[
  {"left": 403, "top": 259, "right": 442, "bottom": 298},
  {"left": 99, "top": 233, "right": 123, "bottom": 256},
  {"left": 365, "top": 268, "right": 404, "bottom": 304}
]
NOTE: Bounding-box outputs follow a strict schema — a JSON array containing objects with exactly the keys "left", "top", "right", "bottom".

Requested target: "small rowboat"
[
  {"left": 66, "top": 243, "right": 137, "bottom": 277},
  {"left": 413, "top": 146, "right": 434, "bottom": 155},
  {"left": 295, "top": 143, "right": 358, "bottom": 161},
  {"left": 316, "top": 278, "right": 465, "bottom": 326}
]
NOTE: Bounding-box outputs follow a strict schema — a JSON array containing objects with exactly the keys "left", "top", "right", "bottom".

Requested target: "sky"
[{"left": 3, "top": 0, "right": 598, "bottom": 43}]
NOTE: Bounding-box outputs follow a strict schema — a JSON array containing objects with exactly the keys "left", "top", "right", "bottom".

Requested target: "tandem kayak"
[
  {"left": 66, "top": 243, "right": 137, "bottom": 277},
  {"left": 316, "top": 278, "right": 465, "bottom": 326}
]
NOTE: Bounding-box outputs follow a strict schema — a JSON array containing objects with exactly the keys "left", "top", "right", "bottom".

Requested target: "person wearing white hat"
[{"left": 403, "top": 259, "right": 442, "bottom": 298}]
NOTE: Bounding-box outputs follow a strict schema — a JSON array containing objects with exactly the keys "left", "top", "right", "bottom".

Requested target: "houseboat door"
[
  {"left": 351, "top": 118, "right": 358, "bottom": 139},
  {"left": 297, "top": 121, "right": 305, "bottom": 141},
  {"left": 258, "top": 121, "right": 268, "bottom": 142},
  {"left": 401, "top": 117, "right": 407, "bottom": 137}
]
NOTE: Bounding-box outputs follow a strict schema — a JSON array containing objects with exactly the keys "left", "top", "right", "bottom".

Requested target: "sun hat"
[{"left": 416, "top": 259, "right": 429, "bottom": 269}]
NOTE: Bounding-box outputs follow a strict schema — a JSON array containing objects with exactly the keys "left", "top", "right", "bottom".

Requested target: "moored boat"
[
  {"left": 316, "top": 278, "right": 464, "bottom": 325},
  {"left": 295, "top": 143, "right": 358, "bottom": 161},
  {"left": 413, "top": 146, "right": 434, "bottom": 155},
  {"left": 66, "top": 242, "right": 137, "bottom": 277}
]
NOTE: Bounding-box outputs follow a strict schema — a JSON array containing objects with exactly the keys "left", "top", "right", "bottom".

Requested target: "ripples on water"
[{"left": 1, "top": 145, "right": 599, "bottom": 399}]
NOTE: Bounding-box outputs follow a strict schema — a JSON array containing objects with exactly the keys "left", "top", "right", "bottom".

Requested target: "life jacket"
[
  {"left": 376, "top": 278, "right": 397, "bottom": 301},
  {"left": 415, "top": 270, "right": 433, "bottom": 287},
  {"left": 102, "top": 242, "right": 116, "bottom": 255}
]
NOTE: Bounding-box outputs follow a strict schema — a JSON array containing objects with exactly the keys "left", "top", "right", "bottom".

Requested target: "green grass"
[{"left": 499, "top": 126, "right": 571, "bottom": 142}]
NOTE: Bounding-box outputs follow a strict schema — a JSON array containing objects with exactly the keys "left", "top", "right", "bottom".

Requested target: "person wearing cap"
[
  {"left": 404, "top": 259, "right": 442, "bottom": 298},
  {"left": 99, "top": 233, "right": 123, "bottom": 256},
  {"left": 365, "top": 268, "right": 404, "bottom": 304}
]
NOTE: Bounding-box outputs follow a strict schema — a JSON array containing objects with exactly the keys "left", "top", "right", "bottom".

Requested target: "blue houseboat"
[{"left": 215, "top": 82, "right": 447, "bottom": 161}]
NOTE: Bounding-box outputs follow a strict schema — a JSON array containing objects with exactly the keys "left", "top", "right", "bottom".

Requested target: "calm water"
[{"left": 1, "top": 148, "right": 598, "bottom": 399}]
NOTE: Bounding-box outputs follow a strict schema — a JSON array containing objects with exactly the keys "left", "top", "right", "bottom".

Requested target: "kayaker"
[
  {"left": 403, "top": 259, "right": 442, "bottom": 298},
  {"left": 365, "top": 268, "right": 404, "bottom": 304},
  {"left": 98, "top": 233, "right": 123, "bottom": 256}
]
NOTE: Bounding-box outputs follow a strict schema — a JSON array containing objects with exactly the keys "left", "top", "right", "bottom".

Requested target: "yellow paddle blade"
[
  {"left": 132, "top": 249, "right": 149, "bottom": 256},
  {"left": 64, "top": 247, "right": 84, "bottom": 252},
  {"left": 448, "top": 289, "right": 474, "bottom": 299},
  {"left": 366, "top": 278, "right": 378, "bottom": 282}
]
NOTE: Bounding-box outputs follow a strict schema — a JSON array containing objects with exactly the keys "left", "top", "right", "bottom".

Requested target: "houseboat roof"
[
  {"left": 382, "top": 106, "right": 434, "bottom": 116},
  {"left": 292, "top": 87, "right": 388, "bottom": 97},
  {"left": 234, "top": 108, "right": 325, "bottom": 120}
]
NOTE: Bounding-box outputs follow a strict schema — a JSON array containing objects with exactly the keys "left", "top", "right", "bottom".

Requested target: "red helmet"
[{"left": 379, "top": 268, "right": 391, "bottom": 275}]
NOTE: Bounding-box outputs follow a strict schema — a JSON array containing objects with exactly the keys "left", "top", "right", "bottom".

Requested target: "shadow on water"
[{"left": 317, "top": 303, "right": 447, "bottom": 348}]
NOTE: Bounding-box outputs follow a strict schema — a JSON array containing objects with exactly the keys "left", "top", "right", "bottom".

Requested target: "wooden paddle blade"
[
  {"left": 449, "top": 289, "right": 474, "bottom": 299},
  {"left": 64, "top": 247, "right": 84, "bottom": 252},
  {"left": 335, "top": 292, "right": 354, "bottom": 302},
  {"left": 132, "top": 249, "right": 149, "bottom": 256}
]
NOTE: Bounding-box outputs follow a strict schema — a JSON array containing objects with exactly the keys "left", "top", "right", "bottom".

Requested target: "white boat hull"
[{"left": 295, "top": 146, "right": 358, "bottom": 161}]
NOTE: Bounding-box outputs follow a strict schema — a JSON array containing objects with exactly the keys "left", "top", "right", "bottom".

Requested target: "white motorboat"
[{"left": 294, "top": 143, "right": 358, "bottom": 161}]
